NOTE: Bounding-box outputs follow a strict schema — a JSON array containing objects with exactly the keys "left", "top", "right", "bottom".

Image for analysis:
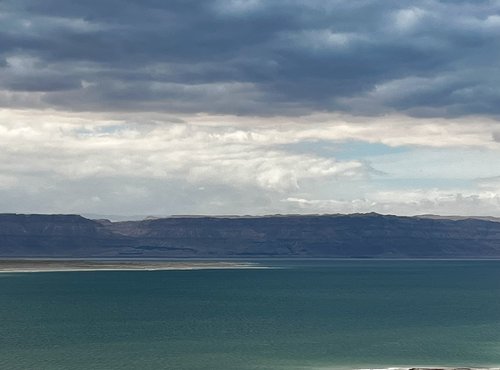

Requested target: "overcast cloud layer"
[
  {"left": 1, "top": 0, "right": 499, "bottom": 217},
  {"left": 2, "top": 0, "right": 500, "bottom": 116}
]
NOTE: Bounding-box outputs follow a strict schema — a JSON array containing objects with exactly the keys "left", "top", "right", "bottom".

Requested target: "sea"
[{"left": 0, "top": 260, "right": 499, "bottom": 370}]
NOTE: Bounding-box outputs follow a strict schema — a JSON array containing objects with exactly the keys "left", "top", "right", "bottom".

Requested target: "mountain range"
[{"left": 1, "top": 213, "right": 500, "bottom": 258}]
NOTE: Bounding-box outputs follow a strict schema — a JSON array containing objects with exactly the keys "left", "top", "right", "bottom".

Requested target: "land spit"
[{"left": 0, "top": 259, "right": 263, "bottom": 273}]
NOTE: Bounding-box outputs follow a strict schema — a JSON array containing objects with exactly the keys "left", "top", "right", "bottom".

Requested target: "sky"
[{"left": 1, "top": 0, "right": 500, "bottom": 218}]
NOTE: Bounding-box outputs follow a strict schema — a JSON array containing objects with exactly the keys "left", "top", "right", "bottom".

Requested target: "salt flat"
[{"left": 0, "top": 259, "right": 262, "bottom": 273}]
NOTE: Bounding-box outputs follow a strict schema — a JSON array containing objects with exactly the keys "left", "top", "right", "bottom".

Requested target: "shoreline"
[
  {"left": 356, "top": 368, "right": 500, "bottom": 370},
  {"left": 0, "top": 260, "right": 266, "bottom": 273}
]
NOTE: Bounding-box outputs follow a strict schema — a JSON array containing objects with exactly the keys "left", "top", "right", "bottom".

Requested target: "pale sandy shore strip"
[
  {"left": 0, "top": 261, "right": 268, "bottom": 273},
  {"left": 356, "top": 368, "right": 500, "bottom": 370}
]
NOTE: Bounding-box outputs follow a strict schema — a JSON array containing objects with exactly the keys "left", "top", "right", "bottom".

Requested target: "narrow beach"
[{"left": 0, "top": 260, "right": 263, "bottom": 273}]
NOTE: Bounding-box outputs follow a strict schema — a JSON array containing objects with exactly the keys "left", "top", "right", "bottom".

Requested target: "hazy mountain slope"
[
  {"left": 1, "top": 213, "right": 500, "bottom": 258},
  {"left": 0, "top": 214, "right": 128, "bottom": 257}
]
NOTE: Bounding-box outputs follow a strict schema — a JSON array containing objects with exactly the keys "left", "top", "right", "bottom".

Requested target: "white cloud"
[
  {"left": 278, "top": 29, "right": 360, "bottom": 52},
  {"left": 1, "top": 108, "right": 499, "bottom": 215},
  {"left": 284, "top": 189, "right": 500, "bottom": 217},
  {"left": 0, "top": 109, "right": 365, "bottom": 193},
  {"left": 189, "top": 112, "right": 500, "bottom": 149},
  {"left": 477, "top": 176, "right": 500, "bottom": 192},
  {"left": 393, "top": 7, "right": 427, "bottom": 32},
  {"left": 213, "top": 0, "right": 263, "bottom": 15},
  {"left": 0, "top": 174, "right": 18, "bottom": 189}
]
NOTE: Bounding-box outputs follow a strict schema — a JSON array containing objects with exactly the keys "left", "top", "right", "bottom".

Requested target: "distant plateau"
[{"left": 1, "top": 213, "right": 500, "bottom": 258}]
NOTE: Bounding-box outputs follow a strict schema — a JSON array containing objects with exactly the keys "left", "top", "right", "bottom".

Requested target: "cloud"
[
  {"left": 0, "top": 110, "right": 368, "bottom": 195},
  {"left": 0, "top": 109, "right": 374, "bottom": 214},
  {"left": 0, "top": 109, "right": 499, "bottom": 215},
  {"left": 0, "top": 0, "right": 499, "bottom": 117},
  {"left": 476, "top": 175, "right": 500, "bottom": 191},
  {"left": 284, "top": 189, "right": 500, "bottom": 217},
  {"left": 493, "top": 131, "right": 500, "bottom": 142},
  {"left": 1, "top": 1, "right": 499, "bottom": 217}
]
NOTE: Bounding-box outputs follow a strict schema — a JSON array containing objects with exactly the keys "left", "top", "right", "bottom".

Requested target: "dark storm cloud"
[{"left": 1, "top": 0, "right": 499, "bottom": 116}]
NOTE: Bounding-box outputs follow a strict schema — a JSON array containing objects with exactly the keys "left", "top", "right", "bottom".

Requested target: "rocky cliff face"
[
  {"left": 1, "top": 213, "right": 500, "bottom": 258},
  {"left": 0, "top": 214, "right": 126, "bottom": 256}
]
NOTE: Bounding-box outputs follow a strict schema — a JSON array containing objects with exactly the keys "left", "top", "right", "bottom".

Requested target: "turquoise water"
[{"left": 1, "top": 260, "right": 500, "bottom": 369}]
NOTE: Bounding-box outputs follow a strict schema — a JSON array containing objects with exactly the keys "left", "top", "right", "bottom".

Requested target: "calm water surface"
[{"left": 0, "top": 260, "right": 499, "bottom": 369}]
